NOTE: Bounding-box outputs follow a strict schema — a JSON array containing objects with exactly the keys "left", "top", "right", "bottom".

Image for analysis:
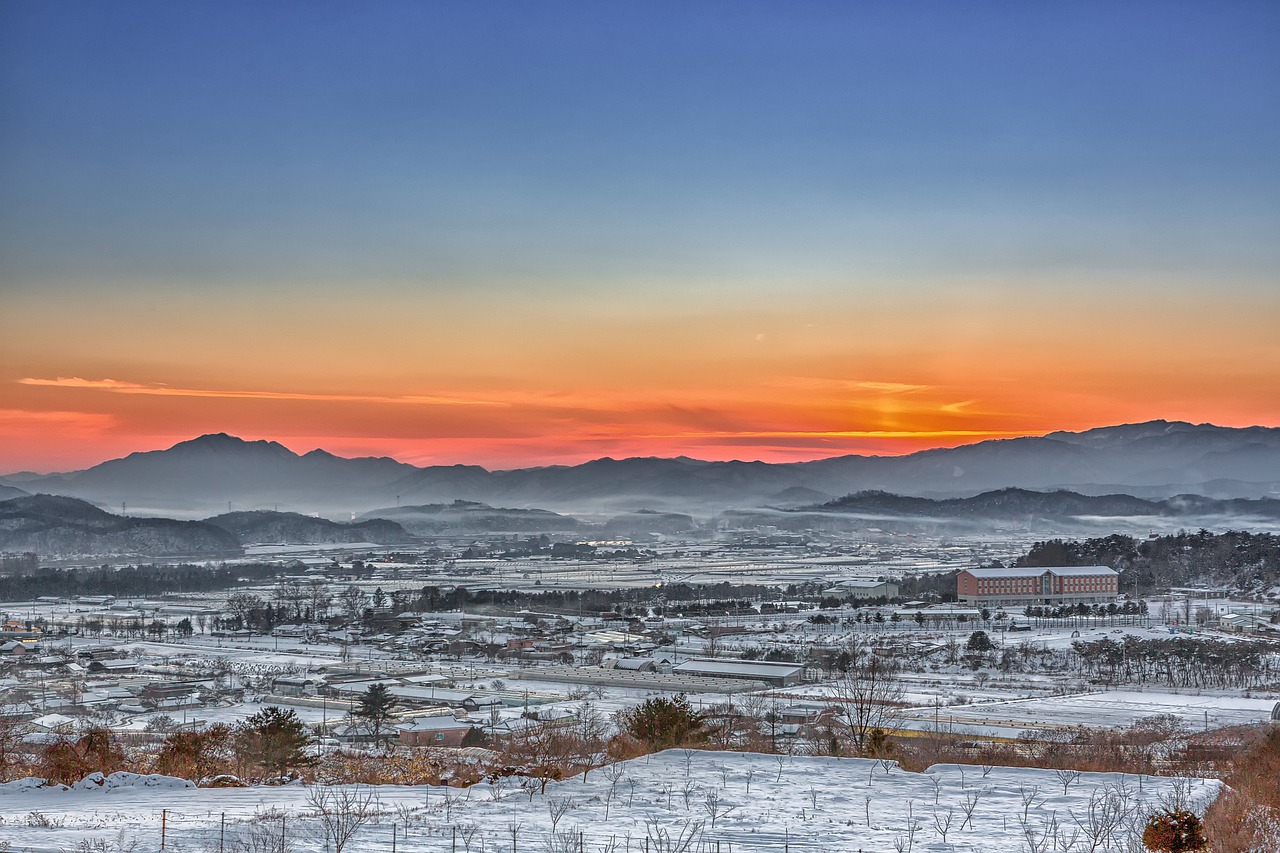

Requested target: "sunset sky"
[{"left": 2, "top": 1, "right": 1278, "bottom": 473}]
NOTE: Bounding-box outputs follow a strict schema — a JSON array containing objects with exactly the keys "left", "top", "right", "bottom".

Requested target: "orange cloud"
[
  {"left": 18, "top": 378, "right": 506, "bottom": 407},
  {"left": 0, "top": 409, "right": 118, "bottom": 432}
]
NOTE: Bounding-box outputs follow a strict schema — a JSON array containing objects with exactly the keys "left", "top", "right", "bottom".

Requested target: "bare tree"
[
  {"left": 230, "top": 811, "right": 295, "bottom": 853},
  {"left": 603, "top": 763, "right": 627, "bottom": 821},
  {"left": 543, "top": 828, "right": 582, "bottom": 853},
  {"left": 932, "top": 807, "right": 954, "bottom": 843},
  {"left": 1019, "top": 784, "right": 1042, "bottom": 823},
  {"left": 548, "top": 796, "right": 574, "bottom": 832},
  {"left": 226, "top": 592, "right": 264, "bottom": 625},
  {"left": 455, "top": 823, "right": 478, "bottom": 853},
  {"left": 1071, "top": 784, "right": 1134, "bottom": 853},
  {"left": 573, "top": 701, "right": 608, "bottom": 781},
  {"left": 308, "top": 580, "right": 332, "bottom": 619},
  {"left": 1019, "top": 811, "right": 1055, "bottom": 853},
  {"left": 643, "top": 819, "right": 704, "bottom": 853},
  {"left": 1054, "top": 769, "right": 1082, "bottom": 796},
  {"left": 307, "top": 785, "right": 377, "bottom": 853},
  {"left": 959, "top": 787, "right": 982, "bottom": 830},
  {"left": 0, "top": 714, "right": 23, "bottom": 777},
  {"left": 828, "top": 651, "right": 903, "bottom": 754},
  {"left": 340, "top": 585, "right": 365, "bottom": 621},
  {"left": 702, "top": 789, "right": 735, "bottom": 828}
]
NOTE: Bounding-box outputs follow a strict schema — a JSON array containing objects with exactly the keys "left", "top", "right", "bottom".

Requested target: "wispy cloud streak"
[{"left": 17, "top": 378, "right": 506, "bottom": 407}]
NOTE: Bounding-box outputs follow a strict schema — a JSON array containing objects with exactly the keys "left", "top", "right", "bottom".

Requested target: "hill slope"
[
  {"left": 360, "top": 501, "right": 584, "bottom": 534},
  {"left": 0, "top": 495, "right": 241, "bottom": 556},
  {"left": 204, "top": 510, "right": 415, "bottom": 545}
]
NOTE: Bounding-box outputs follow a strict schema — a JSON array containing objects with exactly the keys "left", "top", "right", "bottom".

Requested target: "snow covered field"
[
  {"left": 0, "top": 750, "right": 1220, "bottom": 853},
  {"left": 896, "top": 690, "right": 1279, "bottom": 738}
]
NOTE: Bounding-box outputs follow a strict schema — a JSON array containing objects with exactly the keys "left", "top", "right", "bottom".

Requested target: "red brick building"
[
  {"left": 956, "top": 566, "right": 1119, "bottom": 607},
  {"left": 397, "top": 715, "right": 477, "bottom": 748}
]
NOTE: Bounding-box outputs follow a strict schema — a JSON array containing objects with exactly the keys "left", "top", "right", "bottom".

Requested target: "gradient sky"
[{"left": 2, "top": 1, "right": 1278, "bottom": 473}]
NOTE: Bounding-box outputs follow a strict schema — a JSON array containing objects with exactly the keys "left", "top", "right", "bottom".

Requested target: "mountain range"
[
  {"left": 811, "top": 487, "right": 1280, "bottom": 522},
  {"left": 3, "top": 420, "right": 1278, "bottom": 519},
  {"left": 5, "top": 482, "right": 1280, "bottom": 558}
]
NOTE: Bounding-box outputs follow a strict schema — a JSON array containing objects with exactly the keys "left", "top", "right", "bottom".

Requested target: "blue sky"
[
  {"left": 4, "top": 1, "right": 1276, "bottom": 289},
  {"left": 1, "top": 1, "right": 1278, "bottom": 470}
]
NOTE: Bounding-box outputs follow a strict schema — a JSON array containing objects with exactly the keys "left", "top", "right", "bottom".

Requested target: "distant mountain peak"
[{"left": 167, "top": 433, "right": 296, "bottom": 456}]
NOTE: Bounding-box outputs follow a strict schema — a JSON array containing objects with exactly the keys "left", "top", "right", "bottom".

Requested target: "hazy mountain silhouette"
[
  {"left": 359, "top": 500, "right": 585, "bottom": 535},
  {"left": 814, "top": 487, "right": 1280, "bottom": 521},
  {"left": 10, "top": 421, "right": 1279, "bottom": 516},
  {"left": 0, "top": 495, "right": 240, "bottom": 556},
  {"left": 0, "top": 481, "right": 29, "bottom": 501},
  {"left": 204, "top": 510, "right": 415, "bottom": 545}
]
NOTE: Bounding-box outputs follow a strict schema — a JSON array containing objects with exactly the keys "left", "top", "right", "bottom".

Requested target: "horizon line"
[{"left": 3, "top": 417, "right": 1270, "bottom": 479}]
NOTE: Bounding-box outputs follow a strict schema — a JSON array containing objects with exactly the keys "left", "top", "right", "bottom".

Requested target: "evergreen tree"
[
  {"left": 966, "top": 630, "right": 996, "bottom": 653},
  {"left": 617, "top": 694, "right": 705, "bottom": 750},
  {"left": 235, "top": 706, "right": 312, "bottom": 777},
  {"left": 353, "top": 683, "right": 399, "bottom": 746}
]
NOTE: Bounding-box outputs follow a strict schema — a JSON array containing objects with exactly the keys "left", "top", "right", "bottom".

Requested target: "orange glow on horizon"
[{"left": 2, "top": 279, "right": 1277, "bottom": 474}]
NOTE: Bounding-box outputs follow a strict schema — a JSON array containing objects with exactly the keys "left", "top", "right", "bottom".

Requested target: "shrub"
[
  {"left": 234, "top": 707, "right": 312, "bottom": 778},
  {"left": 615, "top": 695, "right": 705, "bottom": 751},
  {"left": 1142, "top": 809, "right": 1207, "bottom": 852}
]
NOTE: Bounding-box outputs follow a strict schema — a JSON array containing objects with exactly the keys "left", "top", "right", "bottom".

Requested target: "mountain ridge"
[{"left": 8, "top": 421, "right": 1279, "bottom": 516}]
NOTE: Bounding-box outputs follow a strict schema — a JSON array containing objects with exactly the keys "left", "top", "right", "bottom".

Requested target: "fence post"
[
  {"left": 161, "top": 809, "right": 167, "bottom": 850},
  {"left": 392, "top": 822, "right": 397, "bottom": 853},
  {"left": 220, "top": 812, "right": 226, "bottom": 853}
]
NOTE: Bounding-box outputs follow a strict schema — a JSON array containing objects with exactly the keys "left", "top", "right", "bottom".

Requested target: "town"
[{"left": 1, "top": 523, "right": 1277, "bottom": 850}]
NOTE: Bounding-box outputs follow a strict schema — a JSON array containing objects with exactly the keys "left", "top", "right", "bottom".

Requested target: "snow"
[
  {"left": 0, "top": 772, "right": 193, "bottom": 796},
  {"left": 0, "top": 751, "right": 1220, "bottom": 852},
  {"left": 896, "top": 689, "right": 1279, "bottom": 737}
]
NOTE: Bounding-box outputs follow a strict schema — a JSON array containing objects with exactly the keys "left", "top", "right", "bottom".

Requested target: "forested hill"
[
  {"left": 1015, "top": 530, "right": 1280, "bottom": 594},
  {"left": 0, "top": 494, "right": 240, "bottom": 557},
  {"left": 815, "top": 488, "right": 1280, "bottom": 521},
  {"left": 204, "top": 510, "right": 414, "bottom": 545}
]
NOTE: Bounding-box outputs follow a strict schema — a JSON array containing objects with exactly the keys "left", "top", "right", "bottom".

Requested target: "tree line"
[
  {"left": 1071, "top": 636, "right": 1280, "bottom": 689},
  {"left": 1017, "top": 530, "right": 1280, "bottom": 594},
  {"left": 0, "top": 562, "right": 281, "bottom": 600}
]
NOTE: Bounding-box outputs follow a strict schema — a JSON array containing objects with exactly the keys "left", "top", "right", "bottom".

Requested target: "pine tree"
[
  {"left": 235, "top": 706, "right": 312, "bottom": 777},
  {"left": 354, "top": 683, "right": 399, "bottom": 746},
  {"left": 617, "top": 694, "right": 705, "bottom": 750}
]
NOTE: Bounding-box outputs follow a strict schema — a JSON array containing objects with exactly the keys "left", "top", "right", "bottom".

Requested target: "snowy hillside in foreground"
[{"left": 0, "top": 751, "right": 1220, "bottom": 853}]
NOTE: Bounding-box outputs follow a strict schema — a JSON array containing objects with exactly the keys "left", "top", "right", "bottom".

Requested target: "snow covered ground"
[
  {"left": 0, "top": 750, "right": 1220, "bottom": 852},
  {"left": 895, "top": 689, "right": 1279, "bottom": 738}
]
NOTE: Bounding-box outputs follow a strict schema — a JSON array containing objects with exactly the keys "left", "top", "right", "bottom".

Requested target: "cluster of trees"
[
  {"left": 1018, "top": 530, "right": 1280, "bottom": 593},
  {"left": 0, "top": 551, "right": 37, "bottom": 573},
  {"left": 30, "top": 613, "right": 200, "bottom": 640},
  {"left": 220, "top": 580, "right": 353, "bottom": 632},
  {"left": 0, "top": 706, "right": 315, "bottom": 786},
  {"left": 1071, "top": 636, "right": 1280, "bottom": 688},
  {"left": 1025, "top": 601, "right": 1149, "bottom": 620},
  {"left": 0, "top": 562, "right": 280, "bottom": 600},
  {"left": 409, "top": 580, "right": 805, "bottom": 615}
]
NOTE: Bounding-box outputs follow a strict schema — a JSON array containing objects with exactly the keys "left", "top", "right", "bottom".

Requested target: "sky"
[{"left": 1, "top": 1, "right": 1278, "bottom": 473}]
